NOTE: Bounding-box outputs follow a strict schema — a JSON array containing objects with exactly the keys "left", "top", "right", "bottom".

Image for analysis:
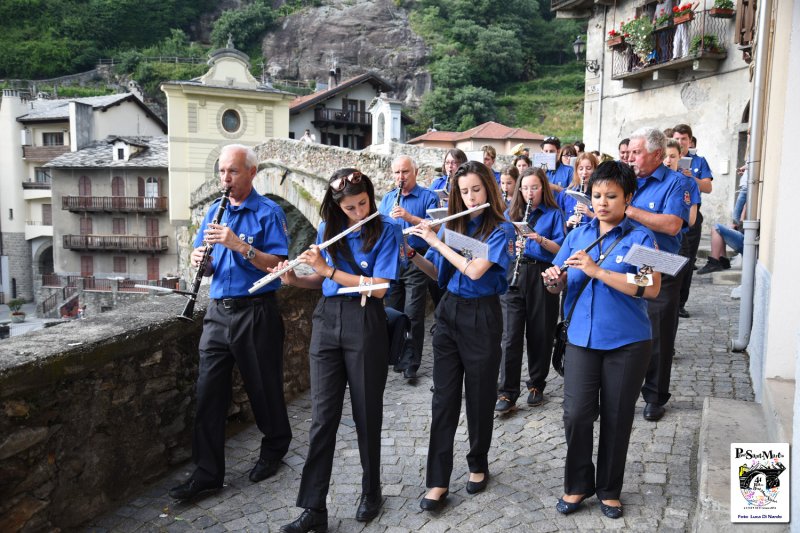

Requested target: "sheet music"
[
  {"left": 444, "top": 230, "right": 489, "bottom": 260},
  {"left": 433, "top": 188, "right": 449, "bottom": 201},
  {"left": 426, "top": 207, "right": 448, "bottom": 220},
  {"left": 622, "top": 244, "right": 689, "bottom": 277},
  {"left": 533, "top": 152, "right": 556, "bottom": 171},
  {"left": 564, "top": 189, "right": 591, "bottom": 206},
  {"left": 513, "top": 221, "right": 535, "bottom": 235}
]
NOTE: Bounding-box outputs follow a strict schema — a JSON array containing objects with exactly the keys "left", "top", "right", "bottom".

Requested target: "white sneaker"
[
  {"left": 730, "top": 254, "right": 743, "bottom": 268},
  {"left": 731, "top": 285, "right": 742, "bottom": 299}
]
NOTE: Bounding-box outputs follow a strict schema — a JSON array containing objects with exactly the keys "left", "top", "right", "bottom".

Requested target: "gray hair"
[
  {"left": 392, "top": 154, "right": 418, "bottom": 171},
  {"left": 629, "top": 127, "right": 667, "bottom": 155},
  {"left": 221, "top": 144, "right": 258, "bottom": 169}
]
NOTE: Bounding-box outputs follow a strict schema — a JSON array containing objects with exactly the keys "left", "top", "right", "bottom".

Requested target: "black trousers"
[
  {"left": 385, "top": 262, "right": 429, "bottom": 371},
  {"left": 498, "top": 261, "right": 559, "bottom": 400},
  {"left": 678, "top": 210, "right": 703, "bottom": 308},
  {"left": 563, "top": 340, "right": 651, "bottom": 499},
  {"left": 426, "top": 292, "right": 502, "bottom": 488},
  {"left": 296, "top": 297, "right": 389, "bottom": 510},
  {"left": 193, "top": 294, "right": 291, "bottom": 484},
  {"left": 641, "top": 271, "right": 684, "bottom": 405}
]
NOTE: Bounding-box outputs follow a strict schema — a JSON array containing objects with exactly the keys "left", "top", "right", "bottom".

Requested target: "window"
[
  {"left": 78, "top": 176, "right": 91, "bottom": 196},
  {"left": 80, "top": 256, "right": 93, "bottom": 277},
  {"left": 117, "top": 148, "right": 125, "bottom": 160},
  {"left": 147, "top": 257, "right": 159, "bottom": 281},
  {"left": 113, "top": 257, "right": 127, "bottom": 273},
  {"left": 42, "top": 204, "right": 52, "bottom": 226},
  {"left": 42, "top": 132, "right": 64, "bottom": 146},
  {"left": 34, "top": 168, "right": 51, "bottom": 183},
  {"left": 112, "top": 218, "right": 126, "bottom": 235},
  {"left": 145, "top": 218, "right": 158, "bottom": 237},
  {"left": 112, "top": 176, "right": 124, "bottom": 196},
  {"left": 221, "top": 109, "right": 241, "bottom": 133},
  {"left": 8, "top": 209, "right": 13, "bottom": 220},
  {"left": 80, "top": 217, "right": 92, "bottom": 235},
  {"left": 145, "top": 177, "right": 159, "bottom": 197}
]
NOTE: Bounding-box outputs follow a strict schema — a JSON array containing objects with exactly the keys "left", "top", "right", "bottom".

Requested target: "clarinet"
[
  {"left": 508, "top": 197, "right": 533, "bottom": 291},
  {"left": 394, "top": 181, "right": 404, "bottom": 209},
  {"left": 572, "top": 176, "right": 584, "bottom": 226},
  {"left": 179, "top": 187, "right": 231, "bottom": 321}
]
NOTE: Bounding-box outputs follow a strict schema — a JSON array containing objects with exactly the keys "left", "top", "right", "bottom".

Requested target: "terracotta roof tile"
[{"left": 407, "top": 121, "right": 545, "bottom": 144}]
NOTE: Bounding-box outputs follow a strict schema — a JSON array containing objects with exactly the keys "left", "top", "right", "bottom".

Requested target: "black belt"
[
  {"left": 519, "top": 257, "right": 550, "bottom": 266},
  {"left": 212, "top": 292, "right": 275, "bottom": 310}
]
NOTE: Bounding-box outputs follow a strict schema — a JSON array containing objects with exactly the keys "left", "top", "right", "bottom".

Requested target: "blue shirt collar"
[
  {"left": 587, "top": 215, "right": 635, "bottom": 235},
  {"left": 230, "top": 188, "right": 260, "bottom": 212},
  {"left": 641, "top": 164, "right": 669, "bottom": 182}
]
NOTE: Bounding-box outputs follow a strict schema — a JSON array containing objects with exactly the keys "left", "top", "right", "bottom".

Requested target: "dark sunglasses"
[{"left": 330, "top": 171, "right": 362, "bottom": 192}]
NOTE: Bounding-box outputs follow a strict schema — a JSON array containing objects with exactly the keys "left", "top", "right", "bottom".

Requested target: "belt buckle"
[{"left": 221, "top": 298, "right": 235, "bottom": 309}]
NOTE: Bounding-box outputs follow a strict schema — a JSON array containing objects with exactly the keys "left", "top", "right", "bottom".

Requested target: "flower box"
[
  {"left": 606, "top": 35, "right": 626, "bottom": 48},
  {"left": 673, "top": 11, "right": 694, "bottom": 24},
  {"left": 709, "top": 7, "right": 735, "bottom": 18}
]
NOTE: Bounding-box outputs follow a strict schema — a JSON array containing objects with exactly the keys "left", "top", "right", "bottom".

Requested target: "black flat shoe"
[
  {"left": 168, "top": 477, "right": 222, "bottom": 501},
  {"left": 355, "top": 492, "right": 383, "bottom": 522},
  {"left": 555, "top": 492, "right": 593, "bottom": 515},
  {"left": 280, "top": 508, "right": 328, "bottom": 533},
  {"left": 599, "top": 502, "right": 623, "bottom": 519},
  {"left": 466, "top": 472, "right": 489, "bottom": 494},
  {"left": 249, "top": 458, "right": 281, "bottom": 482},
  {"left": 643, "top": 402, "right": 666, "bottom": 421},
  {"left": 420, "top": 489, "right": 449, "bottom": 511}
]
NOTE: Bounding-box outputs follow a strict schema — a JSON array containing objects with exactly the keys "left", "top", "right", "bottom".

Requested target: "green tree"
[{"left": 210, "top": 1, "right": 276, "bottom": 50}]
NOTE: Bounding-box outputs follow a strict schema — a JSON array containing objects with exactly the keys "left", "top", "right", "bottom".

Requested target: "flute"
[
  {"left": 545, "top": 229, "right": 614, "bottom": 287},
  {"left": 401, "top": 203, "right": 490, "bottom": 235},
  {"left": 179, "top": 188, "right": 231, "bottom": 321},
  {"left": 249, "top": 210, "right": 381, "bottom": 293}
]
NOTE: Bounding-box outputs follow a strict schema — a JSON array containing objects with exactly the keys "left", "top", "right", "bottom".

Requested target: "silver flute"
[
  {"left": 249, "top": 210, "right": 381, "bottom": 293},
  {"left": 401, "top": 203, "right": 490, "bottom": 235}
]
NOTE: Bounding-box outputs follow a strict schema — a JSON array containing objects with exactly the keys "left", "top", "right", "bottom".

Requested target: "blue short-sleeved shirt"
[
  {"left": 424, "top": 215, "right": 516, "bottom": 298},
  {"left": 429, "top": 175, "right": 449, "bottom": 193},
  {"left": 690, "top": 153, "right": 713, "bottom": 180},
  {"left": 493, "top": 170, "right": 501, "bottom": 185},
  {"left": 378, "top": 184, "right": 439, "bottom": 250},
  {"left": 194, "top": 189, "right": 289, "bottom": 298},
  {"left": 553, "top": 217, "right": 657, "bottom": 350},
  {"left": 557, "top": 188, "right": 593, "bottom": 230},
  {"left": 631, "top": 165, "right": 690, "bottom": 253},
  {"left": 506, "top": 204, "right": 566, "bottom": 263},
  {"left": 318, "top": 214, "right": 402, "bottom": 297},
  {"left": 547, "top": 165, "right": 574, "bottom": 189}
]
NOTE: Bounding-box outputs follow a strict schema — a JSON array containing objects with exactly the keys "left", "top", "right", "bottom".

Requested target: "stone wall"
[
  {"left": 0, "top": 285, "right": 316, "bottom": 532},
  {"left": 2, "top": 232, "right": 33, "bottom": 302}
]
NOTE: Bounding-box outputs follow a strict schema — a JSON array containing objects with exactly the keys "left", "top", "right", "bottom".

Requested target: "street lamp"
[{"left": 573, "top": 35, "right": 600, "bottom": 74}]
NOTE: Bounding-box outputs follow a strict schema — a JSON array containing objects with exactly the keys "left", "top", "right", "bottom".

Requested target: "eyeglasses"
[{"left": 330, "top": 171, "right": 362, "bottom": 192}]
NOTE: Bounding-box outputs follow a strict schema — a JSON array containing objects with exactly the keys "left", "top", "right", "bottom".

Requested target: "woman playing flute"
[
  {"left": 277, "top": 169, "right": 402, "bottom": 533},
  {"left": 405, "top": 161, "right": 515, "bottom": 510},
  {"left": 542, "top": 161, "right": 661, "bottom": 519}
]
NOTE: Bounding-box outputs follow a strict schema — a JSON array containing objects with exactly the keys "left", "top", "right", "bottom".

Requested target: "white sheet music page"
[
  {"left": 622, "top": 244, "right": 689, "bottom": 277},
  {"left": 444, "top": 230, "right": 489, "bottom": 260},
  {"left": 564, "top": 189, "right": 591, "bottom": 206}
]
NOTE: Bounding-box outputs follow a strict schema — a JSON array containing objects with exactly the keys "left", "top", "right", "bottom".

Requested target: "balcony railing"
[
  {"left": 313, "top": 108, "right": 371, "bottom": 127},
  {"left": 22, "top": 145, "right": 70, "bottom": 162},
  {"left": 62, "top": 196, "right": 169, "bottom": 213},
  {"left": 62, "top": 234, "right": 169, "bottom": 252},
  {"left": 22, "top": 177, "right": 52, "bottom": 190},
  {"left": 42, "top": 274, "right": 179, "bottom": 292},
  {"left": 610, "top": 11, "right": 729, "bottom": 85}
]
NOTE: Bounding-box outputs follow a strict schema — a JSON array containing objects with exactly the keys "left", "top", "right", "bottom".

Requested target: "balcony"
[
  {"left": 62, "top": 234, "right": 169, "bottom": 252},
  {"left": 62, "top": 196, "right": 169, "bottom": 213},
  {"left": 610, "top": 12, "right": 730, "bottom": 89},
  {"left": 22, "top": 145, "right": 70, "bottom": 163},
  {"left": 25, "top": 220, "right": 53, "bottom": 240},
  {"left": 313, "top": 108, "right": 371, "bottom": 128},
  {"left": 22, "top": 177, "right": 52, "bottom": 190}
]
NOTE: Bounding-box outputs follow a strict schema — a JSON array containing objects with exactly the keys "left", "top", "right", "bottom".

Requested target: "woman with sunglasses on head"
[
  {"left": 405, "top": 161, "right": 516, "bottom": 511},
  {"left": 430, "top": 148, "right": 468, "bottom": 207},
  {"left": 276, "top": 169, "right": 402, "bottom": 533},
  {"left": 495, "top": 168, "right": 565, "bottom": 414},
  {"left": 559, "top": 152, "right": 599, "bottom": 232},
  {"left": 542, "top": 161, "right": 661, "bottom": 520}
]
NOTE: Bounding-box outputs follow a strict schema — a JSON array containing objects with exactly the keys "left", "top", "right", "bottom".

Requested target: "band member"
[
  {"left": 543, "top": 161, "right": 661, "bottom": 519},
  {"left": 496, "top": 168, "right": 565, "bottom": 414},
  {"left": 169, "top": 144, "right": 292, "bottom": 500},
  {"left": 499, "top": 165, "right": 520, "bottom": 207},
  {"left": 513, "top": 154, "right": 532, "bottom": 174},
  {"left": 541, "top": 136, "right": 574, "bottom": 193},
  {"left": 379, "top": 156, "right": 439, "bottom": 379},
  {"left": 430, "top": 149, "right": 468, "bottom": 202},
  {"left": 482, "top": 145, "right": 502, "bottom": 184},
  {"left": 405, "top": 161, "right": 515, "bottom": 511},
  {"left": 278, "top": 169, "right": 402, "bottom": 532},
  {"left": 559, "top": 152, "right": 599, "bottom": 231}
]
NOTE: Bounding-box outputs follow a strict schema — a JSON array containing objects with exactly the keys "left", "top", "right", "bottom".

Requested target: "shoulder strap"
[{"left": 564, "top": 227, "right": 631, "bottom": 326}]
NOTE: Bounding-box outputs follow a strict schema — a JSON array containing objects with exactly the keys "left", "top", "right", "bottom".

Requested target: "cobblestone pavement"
[{"left": 84, "top": 275, "right": 753, "bottom": 532}]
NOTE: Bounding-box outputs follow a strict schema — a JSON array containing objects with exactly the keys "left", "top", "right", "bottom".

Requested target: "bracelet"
[
  {"left": 329, "top": 267, "right": 337, "bottom": 280},
  {"left": 635, "top": 285, "right": 646, "bottom": 298},
  {"left": 367, "top": 277, "right": 373, "bottom": 298}
]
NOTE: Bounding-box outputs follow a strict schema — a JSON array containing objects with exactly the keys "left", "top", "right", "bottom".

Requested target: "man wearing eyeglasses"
[
  {"left": 169, "top": 144, "right": 292, "bottom": 501},
  {"left": 379, "top": 155, "right": 439, "bottom": 380}
]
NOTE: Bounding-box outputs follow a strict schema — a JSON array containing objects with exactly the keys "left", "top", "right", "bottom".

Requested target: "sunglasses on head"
[{"left": 330, "top": 171, "right": 362, "bottom": 192}]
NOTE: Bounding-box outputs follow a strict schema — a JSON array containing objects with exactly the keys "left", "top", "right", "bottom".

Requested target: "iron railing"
[
  {"left": 314, "top": 108, "right": 372, "bottom": 126},
  {"left": 62, "top": 196, "right": 168, "bottom": 212},
  {"left": 62, "top": 235, "right": 169, "bottom": 252}
]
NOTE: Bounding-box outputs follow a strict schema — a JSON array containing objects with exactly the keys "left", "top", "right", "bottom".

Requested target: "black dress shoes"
[
  {"left": 403, "top": 367, "right": 418, "bottom": 380},
  {"left": 168, "top": 477, "right": 222, "bottom": 500},
  {"left": 249, "top": 458, "right": 281, "bottom": 482},
  {"left": 555, "top": 492, "right": 594, "bottom": 515},
  {"left": 355, "top": 492, "right": 383, "bottom": 522},
  {"left": 643, "top": 402, "right": 666, "bottom": 421},
  {"left": 466, "top": 472, "right": 489, "bottom": 494},
  {"left": 599, "top": 501, "right": 624, "bottom": 519},
  {"left": 420, "top": 489, "right": 449, "bottom": 511},
  {"left": 280, "top": 508, "right": 328, "bottom": 533}
]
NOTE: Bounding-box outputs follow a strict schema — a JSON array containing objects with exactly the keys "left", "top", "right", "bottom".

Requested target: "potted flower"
[
  {"left": 654, "top": 12, "right": 673, "bottom": 30},
  {"left": 622, "top": 16, "right": 655, "bottom": 61},
  {"left": 7, "top": 298, "right": 26, "bottom": 323},
  {"left": 690, "top": 34, "right": 725, "bottom": 54},
  {"left": 673, "top": 3, "right": 695, "bottom": 25},
  {"left": 606, "top": 28, "right": 626, "bottom": 48},
  {"left": 710, "top": 0, "right": 735, "bottom": 18}
]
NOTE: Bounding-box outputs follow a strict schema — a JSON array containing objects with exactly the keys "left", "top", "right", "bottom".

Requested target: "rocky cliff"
[{"left": 261, "top": 0, "right": 430, "bottom": 104}]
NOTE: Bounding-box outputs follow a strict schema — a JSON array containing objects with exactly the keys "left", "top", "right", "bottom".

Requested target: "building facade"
[{"left": 0, "top": 91, "right": 167, "bottom": 305}]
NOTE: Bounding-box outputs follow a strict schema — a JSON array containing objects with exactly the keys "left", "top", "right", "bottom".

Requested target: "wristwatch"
[
  {"left": 243, "top": 244, "right": 256, "bottom": 261},
  {"left": 406, "top": 248, "right": 417, "bottom": 259}
]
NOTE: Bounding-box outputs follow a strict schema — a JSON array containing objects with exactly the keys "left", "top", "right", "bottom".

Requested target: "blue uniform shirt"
[
  {"left": 378, "top": 184, "right": 438, "bottom": 251},
  {"left": 507, "top": 204, "right": 566, "bottom": 263},
  {"left": 553, "top": 217, "right": 657, "bottom": 350},
  {"left": 690, "top": 153, "right": 713, "bottom": 180},
  {"left": 631, "top": 165, "right": 690, "bottom": 254},
  {"left": 194, "top": 189, "right": 289, "bottom": 298},
  {"left": 424, "top": 215, "right": 516, "bottom": 298},
  {"left": 493, "top": 170, "right": 501, "bottom": 185},
  {"left": 557, "top": 188, "right": 593, "bottom": 231},
  {"left": 429, "top": 175, "right": 449, "bottom": 193},
  {"left": 547, "top": 165, "right": 574, "bottom": 189},
  {"left": 318, "top": 214, "right": 402, "bottom": 297}
]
